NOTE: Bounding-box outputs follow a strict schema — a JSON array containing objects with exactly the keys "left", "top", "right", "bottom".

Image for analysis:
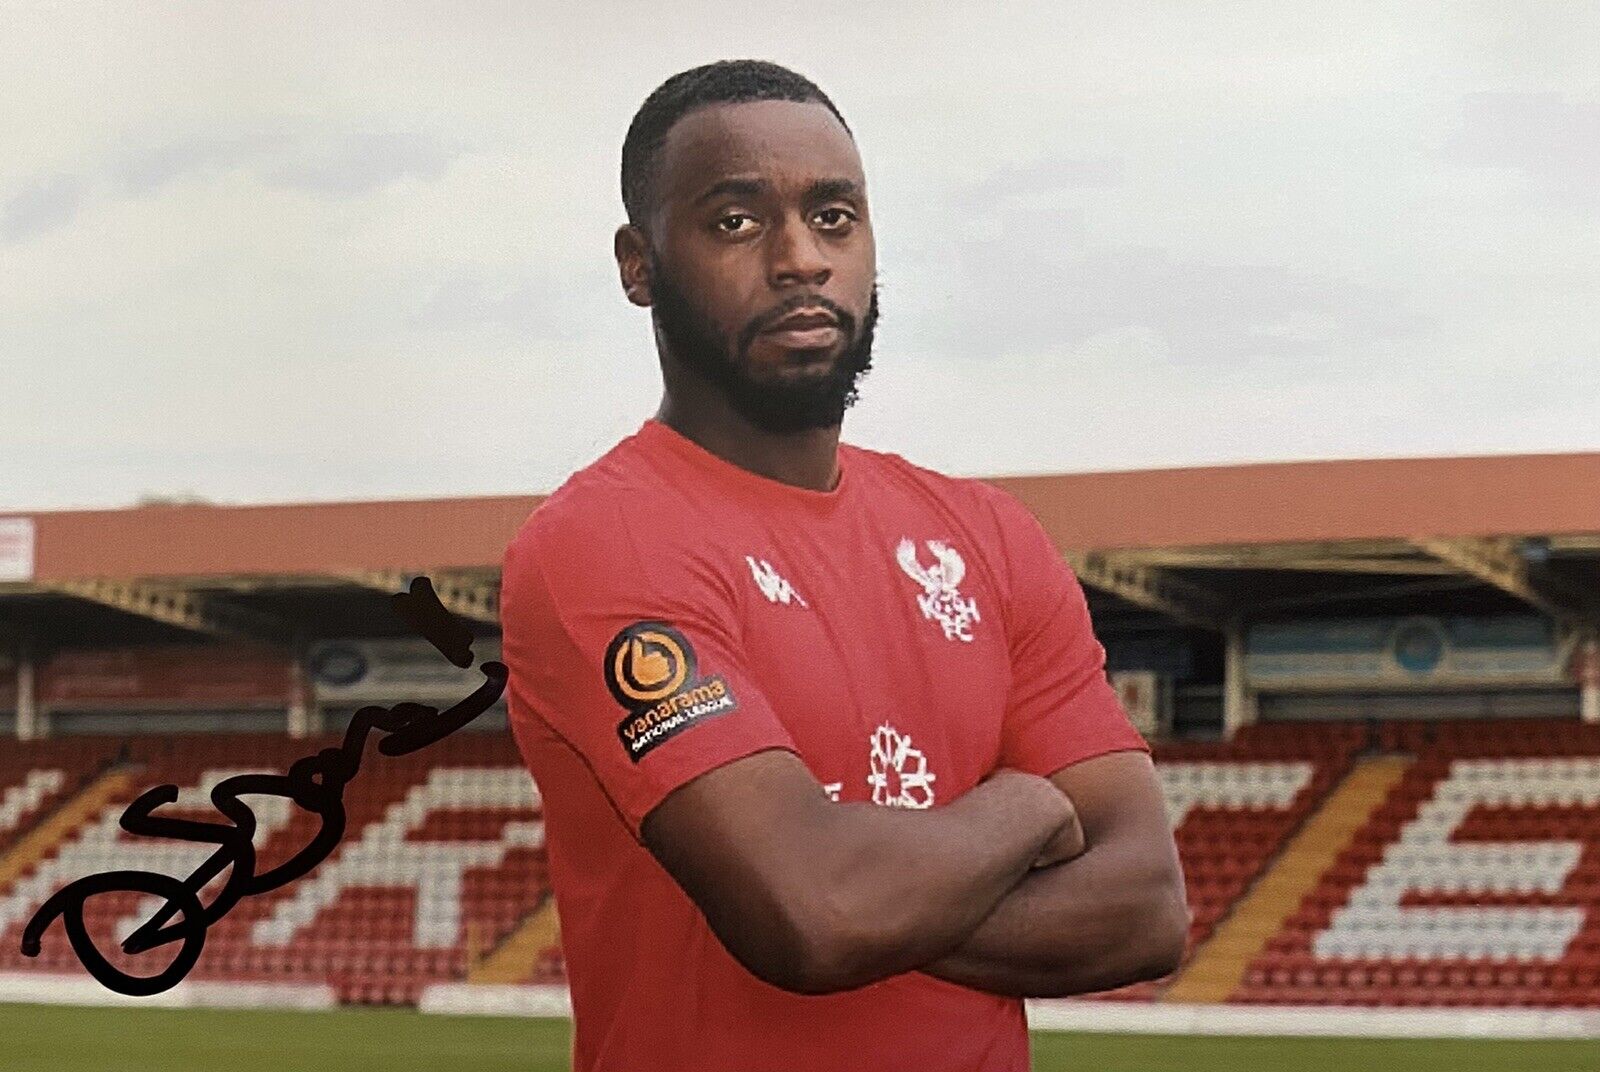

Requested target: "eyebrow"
[
  {"left": 693, "top": 176, "right": 863, "bottom": 206},
  {"left": 808, "top": 178, "right": 863, "bottom": 204}
]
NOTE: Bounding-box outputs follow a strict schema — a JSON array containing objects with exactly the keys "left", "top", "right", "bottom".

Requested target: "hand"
[
  {"left": 978, "top": 768, "right": 1086, "bottom": 870},
  {"left": 1029, "top": 789, "right": 1084, "bottom": 869}
]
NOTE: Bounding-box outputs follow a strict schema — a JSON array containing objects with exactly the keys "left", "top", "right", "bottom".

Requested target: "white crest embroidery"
[
  {"left": 895, "top": 537, "right": 981, "bottom": 642},
  {"left": 745, "top": 555, "right": 808, "bottom": 607},
  {"left": 866, "top": 722, "right": 936, "bottom": 808}
]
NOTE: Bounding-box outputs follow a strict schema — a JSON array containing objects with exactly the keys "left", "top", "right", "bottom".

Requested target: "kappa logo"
[
  {"left": 895, "top": 537, "right": 981, "bottom": 642},
  {"left": 603, "top": 621, "right": 740, "bottom": 763},
  {"left": 746, "top": 555, "right": 808, "bottom": 607}
]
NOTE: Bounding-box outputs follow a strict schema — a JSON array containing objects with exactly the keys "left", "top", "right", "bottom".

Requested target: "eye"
[
  {"left": 715, "top": 213, "right": 758, "bottom": 236},
  {"left": 814, "top": 207, "right": 857, "bottom": 230}
]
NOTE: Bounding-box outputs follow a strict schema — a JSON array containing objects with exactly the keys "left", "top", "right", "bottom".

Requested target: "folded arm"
[
  {"left": 917, "top": 749, "right": 1188, "bottom": 998},
  {"left": 641, "top": 748, "right": 1080, "bottom": 995}
]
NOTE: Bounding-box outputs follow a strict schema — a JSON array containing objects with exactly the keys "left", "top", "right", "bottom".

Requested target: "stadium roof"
[{"left": 2, "top": 450, "right": 1597, "bottom": 649}]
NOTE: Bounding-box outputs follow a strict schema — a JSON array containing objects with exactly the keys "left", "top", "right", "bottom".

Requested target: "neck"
[{"left": 654, "top": 391, "right": 842, "bottom": 494}]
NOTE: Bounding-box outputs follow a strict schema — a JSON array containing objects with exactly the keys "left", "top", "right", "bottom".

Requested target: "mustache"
[{"left": 739, "top": 294, "right": 856, "bottom": 354}]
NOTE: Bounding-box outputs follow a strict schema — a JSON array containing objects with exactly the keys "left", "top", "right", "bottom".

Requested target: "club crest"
[{"left": 895, "top": 537, "right": 981, "bottom": 642}]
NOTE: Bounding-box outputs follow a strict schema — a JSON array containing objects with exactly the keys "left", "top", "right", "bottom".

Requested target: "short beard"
[{"left": 648, "top": 251, "right": 879, "bottom": 435}]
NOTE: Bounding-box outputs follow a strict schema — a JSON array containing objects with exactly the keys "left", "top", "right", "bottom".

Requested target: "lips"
[
  {"left": 763, "top": 308, "right": 838, "bottom": 333},
  {"left": 759, "top": 307, "right": 841, "bottom": 351}
]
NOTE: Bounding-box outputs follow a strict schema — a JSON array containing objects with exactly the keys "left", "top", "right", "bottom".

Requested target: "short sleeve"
[
  {"left": 500, "top": 500, "right": 800, "bottom": 842},
  {"left": 986, "top": 488, "right": 1149, "bottom": 777}
]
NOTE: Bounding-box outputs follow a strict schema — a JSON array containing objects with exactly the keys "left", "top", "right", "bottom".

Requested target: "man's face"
[{"left": 635, "top": 99, "right": 879, "bottom": 434}]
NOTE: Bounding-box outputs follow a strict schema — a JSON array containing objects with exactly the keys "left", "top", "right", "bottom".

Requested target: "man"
[{"left": 500, "top": 59, "right": 1186, "bottom": 1072}]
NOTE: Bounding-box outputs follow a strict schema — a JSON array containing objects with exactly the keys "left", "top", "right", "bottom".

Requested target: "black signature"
[{"left": 19, "top": 575, "right": 508, "bottom": 997}]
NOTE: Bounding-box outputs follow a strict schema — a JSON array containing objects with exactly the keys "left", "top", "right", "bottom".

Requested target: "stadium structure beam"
[
  {"left": 163, "top": 575, "right": 357, "bottom": 592},
  {"left": 38, "top": 578, "right": 294, "bottom": 645},
  {"left": 1130, "top": 539, "right": 1403, "bottom": 559},
  {"left": 1410, "top": 536, "right": 1596, "bottom": 625},
  {"left": 184, "top": 569, "right": 502, "bottom": 594},
  {"left": 1062, "top": 552, "right": 1230, "bottom": 632},
  {"left": 1111, "top": 540, "right": 1456, "bottom": 576},
  {"left": 337, "top": 570, "right": 501, "bottom": 626},
  {"left": 1116, "top": 551, "right": 1457, "bottom": 576}
]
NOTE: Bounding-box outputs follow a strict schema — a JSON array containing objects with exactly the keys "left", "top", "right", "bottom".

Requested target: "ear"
[{"left": 614, "top": 224, "right": 654, "bottom": 308}]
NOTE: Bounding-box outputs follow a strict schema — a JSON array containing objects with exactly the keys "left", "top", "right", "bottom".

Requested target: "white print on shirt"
[
  {"left": 745, "top": 555, "right": 808, "bottom": 607},
  {"left": 895, "top": 537, "right": 980, "bottom": 642},
  {"left": 866, "top": 722, "right": 936, "bottom": 809},
  {"left": 821, "top": 781, "right": 843, "bottom": 801}
]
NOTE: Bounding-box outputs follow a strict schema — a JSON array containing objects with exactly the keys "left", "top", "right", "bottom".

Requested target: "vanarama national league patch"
[{"left": 603, "top": 620, "right": 740, "bottom": 763}]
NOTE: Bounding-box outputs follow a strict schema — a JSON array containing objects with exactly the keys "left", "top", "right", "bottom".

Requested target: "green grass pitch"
[{"left": 1, "top": 1003, "right": 1594, "bottom": 1071}]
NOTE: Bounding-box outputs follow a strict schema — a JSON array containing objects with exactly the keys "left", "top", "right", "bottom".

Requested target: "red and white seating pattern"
[
  {"left": 0, "top": 739, "right": 117, "bottom": 857},
  {"left": 1315, "top": 758, "right": 1596, "bottom": 961},
  {"left": 5, "top": 718, "right": 1598, "bottom": 1008},
  {"left": 1238, "top": 718, "right": 1600, "bottom": 1007},
  {"left": 1, "top": 769, "right": 63, "bottom": 844},
  {"left": 252, "top": 767, "right": 541, "bottom": 950},
  {"left": 1089, "top": 722, "right": 1363, "bottom": 1000},
  {"left": 0, "top": 733, "right": 550, "bottom": 1006},
  {"left": 1161, "top": 761, "right": 1315, "bottom": 826},
  {"left": 0, "top": 767, "right": 294, "bottom": 943}
]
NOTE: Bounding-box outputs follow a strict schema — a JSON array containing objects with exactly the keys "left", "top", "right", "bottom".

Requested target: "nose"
[{"left": 766, "top": 211, "right": 831, "bottom": 289}]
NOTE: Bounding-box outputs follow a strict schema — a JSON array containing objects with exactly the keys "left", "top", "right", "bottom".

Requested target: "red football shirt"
[{"left": 500, "top": 416, "right": 1148, "bottom": 1072}]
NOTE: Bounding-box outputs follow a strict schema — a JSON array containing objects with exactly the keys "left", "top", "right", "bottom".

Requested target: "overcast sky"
[{"left": 3, "top": 1, "right": 1597, "bottom": 512}]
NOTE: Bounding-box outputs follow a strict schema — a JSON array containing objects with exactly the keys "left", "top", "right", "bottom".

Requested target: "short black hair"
[{"left": 620, "top": 59, "right": 853, "bottom": 227}]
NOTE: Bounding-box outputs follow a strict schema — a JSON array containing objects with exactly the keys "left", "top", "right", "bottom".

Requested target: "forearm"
[
  {"left": 917, "top": 835, "right": 1188, "bottom": 998},
  {"left": 798, "top": 771, "right": 1069, "bottom": 991}
]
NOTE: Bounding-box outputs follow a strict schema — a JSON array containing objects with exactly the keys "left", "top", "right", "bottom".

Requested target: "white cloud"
[{"left": 2, "top": 1, "right": 1597, "bottom": 510}]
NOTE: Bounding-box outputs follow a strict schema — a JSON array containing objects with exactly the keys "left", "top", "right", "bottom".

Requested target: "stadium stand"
[
  {"left": 1235, "top": 718, "right": 1600, "bottom": 1008},
  {"left": 3, "top": 722, "right": 1346, "bottom": 1004},
  {"left": 0, "top": 730, "right": 549, "bottom": 1007},
  {"left": 1091, "top": 722, "right": 1363, "bottom": 1000},
  {"left": 1, "top": 716, "right": 1598, "bottom": 1011},
  {"left": 0, "top": 723, "right": 1431, "bottom": 996},
  {"left": 0, "top": 739, "right": 125, "bottom": 885},
  {"left": 2, "top": 453, "right": 1597, "bottom": 1027}
]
